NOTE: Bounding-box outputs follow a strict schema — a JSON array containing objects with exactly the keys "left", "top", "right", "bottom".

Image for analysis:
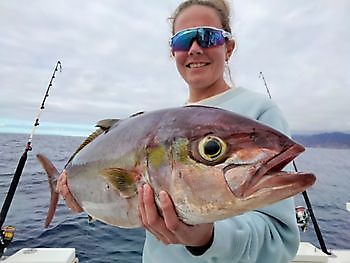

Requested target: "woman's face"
[{"left": 173, "top": 5, "right": 234, "bottom": 99}]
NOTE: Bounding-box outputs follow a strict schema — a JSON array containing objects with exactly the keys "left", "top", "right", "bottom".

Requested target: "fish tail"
[{"left": 36, "top": 154, "right": 60, "bottom": 228}]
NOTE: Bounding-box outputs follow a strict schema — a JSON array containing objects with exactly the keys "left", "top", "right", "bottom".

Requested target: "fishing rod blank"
[
  {"left": 0, "top": 61, "right": 62, "bottom": 257},
  {"left": 259, "top": 71, "right": 331, "bottom": 255}
]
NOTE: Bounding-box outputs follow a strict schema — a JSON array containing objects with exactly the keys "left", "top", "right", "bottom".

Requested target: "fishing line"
[
  {"left": 259, "top": 71, "right": 331, "bottom": 255},
  {"left": 0, "top": 61, "right": 62, "bottom": 257}
]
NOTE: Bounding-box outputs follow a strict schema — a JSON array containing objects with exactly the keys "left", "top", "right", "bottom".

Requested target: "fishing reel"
[
  {"left": 295, "top": 206, "right": 310, "bottom": 232},
  {"left": 0, "top": 226, "right": 15, "bottom": 258}
]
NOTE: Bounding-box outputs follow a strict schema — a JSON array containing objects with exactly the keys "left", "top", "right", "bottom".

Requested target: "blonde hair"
[{"left": 169, "top": 0, "right": 232, "bottom": 34}]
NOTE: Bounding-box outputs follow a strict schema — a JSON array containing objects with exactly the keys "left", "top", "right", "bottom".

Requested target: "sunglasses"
[{"left": 170, "top": 26, "right": 233, "bottom": 52}]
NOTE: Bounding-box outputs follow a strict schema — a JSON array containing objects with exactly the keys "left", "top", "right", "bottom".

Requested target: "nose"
[{"left": 188, "top": 40, "right": 203, "bottom": 55}]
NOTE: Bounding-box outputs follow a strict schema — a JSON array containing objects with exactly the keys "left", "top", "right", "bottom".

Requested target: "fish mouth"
[{"left": 223, "top": 143, "right": 315, "bottom": 199}]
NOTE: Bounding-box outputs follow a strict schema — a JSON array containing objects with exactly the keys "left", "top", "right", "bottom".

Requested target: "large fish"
[{"left": 37, "top": 105, "right": 315, "bottom": 228}]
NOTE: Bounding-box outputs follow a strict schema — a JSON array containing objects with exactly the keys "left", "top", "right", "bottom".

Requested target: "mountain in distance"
[{"left": 292, "top": 132, "right": 350, "bottom": 149}]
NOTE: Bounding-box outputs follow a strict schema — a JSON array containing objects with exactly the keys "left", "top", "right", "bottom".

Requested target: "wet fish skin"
[{"left": 37, "top": 105, "right": 315, "bottom": 228}]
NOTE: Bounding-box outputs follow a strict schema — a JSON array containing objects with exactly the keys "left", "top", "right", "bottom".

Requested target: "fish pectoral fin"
[{"left": 101, "top": 168, "right": 138, "bottom": 198}]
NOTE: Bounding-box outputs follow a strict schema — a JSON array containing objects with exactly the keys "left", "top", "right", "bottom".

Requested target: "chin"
[{"left": 186, "top": 76, "right": 212, "bottom": 87}]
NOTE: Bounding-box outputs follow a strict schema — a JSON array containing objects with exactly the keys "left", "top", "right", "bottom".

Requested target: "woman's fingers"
[
  {"left": 138, "top": 184, "right": 177, "bottom": 244},
  {"left": 159, "top": 191, "right": 184, "bottom": 234},
  {"left": 56, "top": 170, "right": 83, "bottom": 213},
  {"left": 158, "top": 190, "right": 198, "bottom": 245},
  {"left": 156, "top": 189, "right": 214, "bottom": 247},
  {"left": 138, "top": 184, "right": 213, "bottom": 247},
  {"left": 64, "top": 191, "right": 84, "bottom": 212}
]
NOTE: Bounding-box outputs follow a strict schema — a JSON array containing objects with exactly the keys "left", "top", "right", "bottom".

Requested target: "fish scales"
[{"left": 37, "top": 105, "right": 316, "bottom": 228}]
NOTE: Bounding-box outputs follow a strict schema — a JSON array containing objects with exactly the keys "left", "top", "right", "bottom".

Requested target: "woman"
[{"left": 59, "top": 1, "right": 300, "bottom": 262}]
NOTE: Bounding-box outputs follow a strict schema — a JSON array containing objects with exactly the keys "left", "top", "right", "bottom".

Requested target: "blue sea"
[{"left": 0, "top": 133, "right": 350, "bottom": 262}]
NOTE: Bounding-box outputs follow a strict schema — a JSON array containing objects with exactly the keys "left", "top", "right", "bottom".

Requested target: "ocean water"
[{"left": 0, "top": 133, "right": 350, "bottom": 262}]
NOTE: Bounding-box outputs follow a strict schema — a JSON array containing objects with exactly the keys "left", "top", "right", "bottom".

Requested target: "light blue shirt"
[{"left": 142, "top": 87, "right": 299, "bottom": 263}]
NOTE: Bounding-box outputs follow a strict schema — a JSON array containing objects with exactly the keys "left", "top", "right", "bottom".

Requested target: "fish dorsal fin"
[
  {"left": 66, "top": 119, "right": 119, "bottom": 166},
  {"left": 96, "top": 119, "right": 120, "bottom": 131},
  {"left": 129, "top": 111, "right": 144, "bottom": 118},
  {"left": 100, "top": 168, "right": 138, "bottom": 198}
]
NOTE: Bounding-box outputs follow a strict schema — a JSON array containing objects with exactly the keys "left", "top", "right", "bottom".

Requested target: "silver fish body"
[{"left": 38, "top": 105, "right": 315, "bottom": 228}]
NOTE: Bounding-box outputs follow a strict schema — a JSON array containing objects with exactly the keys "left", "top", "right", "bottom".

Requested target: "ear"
[
  {"left": 169, "top": 47, "right": 175, "bottom": 58},
  {"left": 225, "top": 39, "right": 236, "bottom": 61}
]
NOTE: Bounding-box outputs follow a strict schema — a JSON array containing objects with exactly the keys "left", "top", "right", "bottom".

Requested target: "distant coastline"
[{"left": 293, "top": 132, "right": 350, "bottom": 149}]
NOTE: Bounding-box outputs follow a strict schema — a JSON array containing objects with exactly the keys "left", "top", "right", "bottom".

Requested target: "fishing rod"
[
  {"left": 259, "top": 71, "right": 331, "bottom": 255},
  {"left": 0, "top": 61, "right": 62, "bottom": 257}
]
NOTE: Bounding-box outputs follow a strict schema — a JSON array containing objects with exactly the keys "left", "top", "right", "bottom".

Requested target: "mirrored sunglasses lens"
[
  {"left": 171, "top": 28, "right": 226, "bottom": 51},
  {"left": 171, "top": 30, "right": 197, "bottom": 51},
  {"left": 198, "top": 29, "right": 225, "bottom": 48}
]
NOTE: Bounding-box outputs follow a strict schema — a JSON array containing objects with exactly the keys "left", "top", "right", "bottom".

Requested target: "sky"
[{"left": 0, "top": 0, "right": 349, "bottom": 136}]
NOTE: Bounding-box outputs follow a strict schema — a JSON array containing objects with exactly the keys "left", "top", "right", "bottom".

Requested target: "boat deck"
[
  {"left": 293, "top": 242, "right": 350, "bottom": 263},
  {"left": 1, "top": 242, "right": 349, "bottom": 262}
]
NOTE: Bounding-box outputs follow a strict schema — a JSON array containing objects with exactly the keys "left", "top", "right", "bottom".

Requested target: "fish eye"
[{"left": 198, "top": 136, "right": 227, "bottom": 162}]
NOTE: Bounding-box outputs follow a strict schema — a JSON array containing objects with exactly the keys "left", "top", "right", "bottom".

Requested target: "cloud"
[
  {"left": 0, "top": 0, "right": 349, "bottom": 135},
  {"left": 231, "top": 0, "right": 350, "bottom": 132}
]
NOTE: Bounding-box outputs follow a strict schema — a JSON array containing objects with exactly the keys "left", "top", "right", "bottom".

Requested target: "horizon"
[
  {"left": 0, "top": 118, "right": 93, "bottom": 137},
  {"left": 1, "top": 117, "right": 349, "bottom": 138}
]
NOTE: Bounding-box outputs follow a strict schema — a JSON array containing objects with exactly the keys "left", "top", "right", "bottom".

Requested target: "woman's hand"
[
  {"left": 138, "top": 184, "right": 213, "bottom": 247},
  {"left": 56, "top": 170, "right": 83, "bottom": 213}
]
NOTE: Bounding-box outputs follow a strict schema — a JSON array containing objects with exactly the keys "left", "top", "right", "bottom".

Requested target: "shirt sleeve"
[
  {"left": 258, "top": 103, "right": 291, "bottom": 137},
  {"left": 186, "top": 102, "right": 300, "bottom": 262}
]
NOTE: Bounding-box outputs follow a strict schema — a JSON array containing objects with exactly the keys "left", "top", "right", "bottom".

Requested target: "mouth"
[
  {"left": 243, "top": 171, "right": 315, "bottom": 199},
  {"left": 253, "top": 143, "right": 305, "bottom": 183},
  {"left": 224, "top": 143, "right": 315, "bottom": 198},
  {"left": 186, "top": 62, "right": 210, "bottom": 69}
]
